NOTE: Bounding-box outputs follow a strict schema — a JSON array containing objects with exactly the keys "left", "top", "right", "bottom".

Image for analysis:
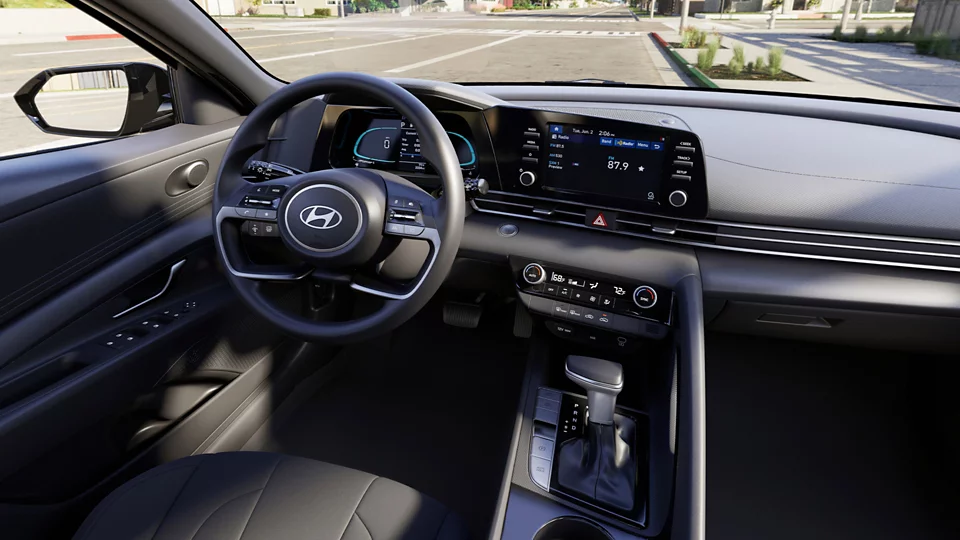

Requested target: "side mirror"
[{"left": 14, "top": 62, "right": 174, "bottom": 139}]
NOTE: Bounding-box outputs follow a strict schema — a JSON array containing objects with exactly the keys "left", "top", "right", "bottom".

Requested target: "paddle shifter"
[{"left": 556, "top": 355, "right": 638, "bottom": 512}]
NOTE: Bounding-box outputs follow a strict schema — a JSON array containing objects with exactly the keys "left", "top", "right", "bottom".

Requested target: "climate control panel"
[{"left": 515, "top": 260, "right": 673, "bottom": 337}]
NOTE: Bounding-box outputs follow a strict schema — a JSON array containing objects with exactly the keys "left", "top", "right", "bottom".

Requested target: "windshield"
[{"left": 206, "top": 0, "right": 957, "bottom": 108}]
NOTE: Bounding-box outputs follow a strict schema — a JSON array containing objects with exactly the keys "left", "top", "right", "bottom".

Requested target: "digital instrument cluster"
[{"left": 325, "top": 109, "right": 478, "bottom": 177}]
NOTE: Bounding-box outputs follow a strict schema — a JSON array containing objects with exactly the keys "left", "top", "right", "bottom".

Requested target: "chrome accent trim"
[
  {"left": 350, "top": 227, "right": 441, "bottom": 300},
  {"left": 696, "top": 218, "right": 960, "bottom": 247},
  {"left": 682, "top": 229, "right": 960, "bottom": 260},
  {"left": 284, "top": 184, "right": 364, "bottom": 253},
  {"left": 633, "top": 286, "right": 657, "bottom": 309},
  {"left": 564, "top": 365, "right": 624, "bottom": 392},
  {"left": 112, "top": 260, "right": 186, "bottom": 319},
  {"left": 470, "top": 201, "right": 960, "bottom": 274},
  {"left": 523, "top": 263, "right": 546, "bottom": 285},
  {"left": 215, "top": 206, "right": 312, "bottom": 281},
  {"left": 478, "top": 190, "right": 960, "bottom": 248}
]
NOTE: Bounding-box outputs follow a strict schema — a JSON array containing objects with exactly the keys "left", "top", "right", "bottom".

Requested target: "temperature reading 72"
[{"left": 607, "top": 160, "right": 629, "bottom": 171}]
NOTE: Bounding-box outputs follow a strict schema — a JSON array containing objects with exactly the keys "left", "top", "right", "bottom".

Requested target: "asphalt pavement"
[
  {"left": 0, "top": 7, "right": 673, "bottom": 157},
  {"left": 0, "top": 8, "right": 933, "bottom": 159}
]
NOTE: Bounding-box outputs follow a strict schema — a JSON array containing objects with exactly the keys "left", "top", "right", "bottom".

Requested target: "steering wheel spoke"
[{"left": 352, "top": 227, "right": 441, "bottom": 300}]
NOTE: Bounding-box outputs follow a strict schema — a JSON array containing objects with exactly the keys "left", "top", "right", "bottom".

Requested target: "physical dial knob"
[
  {"left": 523, "top": 263, "right": 545, "bottom": 284},
  {"left": 633, "top": 286, "right": 657, "bottom": 309},
  {"left": 668, "top": 190, "right": 688, "bottom": 208},
  {"left": 519, "top": 171, "right": 537, "bottom": 187}
]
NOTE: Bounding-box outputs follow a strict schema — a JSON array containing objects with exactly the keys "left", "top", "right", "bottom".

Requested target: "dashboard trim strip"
[
  {"left": 471, "top": 201, "right": 960, "bottom": 274},
  {"left": 479, "top": 190, "right": 960, "bottom": 247}
]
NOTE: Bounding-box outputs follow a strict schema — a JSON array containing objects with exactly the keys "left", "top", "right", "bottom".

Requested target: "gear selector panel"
[{"left": 530, "top": 387, "right": 649, "bottom": 527}]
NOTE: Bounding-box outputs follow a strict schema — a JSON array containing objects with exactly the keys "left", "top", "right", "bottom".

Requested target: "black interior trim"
[{"left": 0, "top": 207, "right": 212, "bottom": 370}]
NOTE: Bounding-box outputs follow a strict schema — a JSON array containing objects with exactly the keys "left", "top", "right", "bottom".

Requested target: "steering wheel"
[{"left": 212, "top": 73, "right": 465, "bottom": 342}]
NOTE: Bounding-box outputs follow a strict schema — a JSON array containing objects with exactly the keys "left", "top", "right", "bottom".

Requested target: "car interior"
[{"left": 1, "top": 1, "right": 959, "bottom": 539}]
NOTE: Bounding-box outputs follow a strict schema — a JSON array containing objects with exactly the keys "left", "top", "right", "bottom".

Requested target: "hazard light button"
[{"left": 585, "top": 209, "right": 618, "bottom": 230}]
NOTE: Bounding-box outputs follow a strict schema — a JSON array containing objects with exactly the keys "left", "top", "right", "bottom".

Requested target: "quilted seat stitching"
[{"left": 188, "top": 487, "right": 265, "bottom": 540}]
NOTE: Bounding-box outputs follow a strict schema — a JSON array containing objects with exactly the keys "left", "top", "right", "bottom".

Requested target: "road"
[
  {"left": 0, "top": 7, "right": 928, "bottom": 158},
  {"left": 0, "top": 6, "right": 675, "bottom": 157}
]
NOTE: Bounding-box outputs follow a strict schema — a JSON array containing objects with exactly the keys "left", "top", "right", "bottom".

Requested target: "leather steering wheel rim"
[{"left": 212, "top": 72, "right": 465, "bottom": 343}]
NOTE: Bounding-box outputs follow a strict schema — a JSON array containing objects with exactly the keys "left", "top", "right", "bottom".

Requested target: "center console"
[{"left": 488, "top": 234, "right": 705, "bottom": 540}]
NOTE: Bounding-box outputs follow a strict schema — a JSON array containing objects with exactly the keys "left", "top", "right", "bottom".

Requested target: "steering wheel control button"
[
  {"left": 236, "top": 207, "right": 257, "bottom": 218},
  {"left": 519, "top": 170, "right": 537, "bottom": 187},
  {"left": 389, "top": 197, "right": 406, "bottom": 208},
  {"left": 633, "top": 286, "right": 658, "bottom": 309},
  {"left": 523, "top": 263, "right": 546, "bottom": 284},
  {"left": 385, "top": 222, "right": 404, "bottom": 235},
  {"left": 242, "top": 196, "right": 280, "bottom": 208},
  {"left": 256, "top": 209, "right": 277, "bottom": 220},
  {"left": 402, "top": 225, "right": 424, "bottom": 236},
  {"left": 668, "top": 190, "right": 688, "bottom": 208},
  {"left": 266, "top": 185, "right": 287, "bottom": 196},
  {"left": 284, "top": 184, "right": 363, "bottom": 252}
]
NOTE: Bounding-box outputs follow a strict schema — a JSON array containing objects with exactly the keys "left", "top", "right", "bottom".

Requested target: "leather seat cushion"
[{"left": 73, "top": 452, "right": 469, "bottom": 540}]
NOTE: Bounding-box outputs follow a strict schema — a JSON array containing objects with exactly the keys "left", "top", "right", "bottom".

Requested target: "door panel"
[
  {"left": 0, "top": 95, "right": 300, "bottom": 539},
  {"left": 0, "top": 120, "right": 241, "bottom": 328}
]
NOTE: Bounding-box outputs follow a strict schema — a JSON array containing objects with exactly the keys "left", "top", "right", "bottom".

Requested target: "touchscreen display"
[{"left": 543, "top": 123, "right": 668, "bottom": 204}]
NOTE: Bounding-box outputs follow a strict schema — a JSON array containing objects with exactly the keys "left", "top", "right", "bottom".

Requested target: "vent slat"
[{"left": 472, "top": 191, "right": 960, "bottom": 272}]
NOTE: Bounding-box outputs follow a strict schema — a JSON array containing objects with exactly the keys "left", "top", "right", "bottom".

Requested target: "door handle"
[{"left": 113, "top": 260, "right": 186, "bottom": 319}]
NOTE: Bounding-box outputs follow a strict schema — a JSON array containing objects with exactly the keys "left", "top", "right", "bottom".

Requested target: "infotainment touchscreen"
[{"left": 543, "top": 123, "right": 669, "bottom": 204}]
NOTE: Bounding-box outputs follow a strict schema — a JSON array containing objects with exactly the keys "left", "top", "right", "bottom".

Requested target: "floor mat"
[
  {"left": 705, "top": 332, "right": 960, "bottom": 540},
  {"left": 253, "top": 300, "right": 528, "bottom": 539}
]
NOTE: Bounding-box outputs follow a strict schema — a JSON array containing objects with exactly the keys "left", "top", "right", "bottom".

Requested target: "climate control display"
[{"left": 516, "top": 261, "right": 673, "bottom": 326}]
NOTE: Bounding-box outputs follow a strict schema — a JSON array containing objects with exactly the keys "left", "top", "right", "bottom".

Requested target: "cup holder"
[{"left": 532, "top": 517, "right": 614, "bottom": 540}]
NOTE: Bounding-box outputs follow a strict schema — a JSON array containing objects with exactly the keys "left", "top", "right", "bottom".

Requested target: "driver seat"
[{"left": 73, "top": 452, "right": 469, "bottom": 540}]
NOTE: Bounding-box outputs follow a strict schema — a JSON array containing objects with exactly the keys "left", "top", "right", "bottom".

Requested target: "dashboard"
[
  {"left": 255, "top": 81, "right": 960, "bottom": 353},
  {"left": 312, "top": 102, "right": 708, "bottom": 220}
]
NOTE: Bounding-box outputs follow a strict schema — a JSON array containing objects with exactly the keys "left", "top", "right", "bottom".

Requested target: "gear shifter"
[{"left": 557, "top": 355, "right": 638, "bottom": 512}]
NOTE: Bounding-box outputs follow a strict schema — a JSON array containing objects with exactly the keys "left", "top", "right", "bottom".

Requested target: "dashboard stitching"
[{"left": 707, "top": 155, "right": 960, "bottom": 192}]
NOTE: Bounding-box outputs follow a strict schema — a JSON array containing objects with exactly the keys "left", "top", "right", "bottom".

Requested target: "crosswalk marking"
[{"left": 283, "top": 26, "right": 643, "bottom": 37}]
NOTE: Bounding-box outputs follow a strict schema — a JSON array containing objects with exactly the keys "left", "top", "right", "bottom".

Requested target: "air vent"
[
  {"left": 473, "top": 191, "right": 717, "bottom": 244},
  {"left": 473, "top": 191, "right": 960, "bottom": 273}
]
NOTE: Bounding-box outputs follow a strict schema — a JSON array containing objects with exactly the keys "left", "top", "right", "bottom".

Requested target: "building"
[{"left": 914, "top": 0, "right": 960, "bottom": 37}]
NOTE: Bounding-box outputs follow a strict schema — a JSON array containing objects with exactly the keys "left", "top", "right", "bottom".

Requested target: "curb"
[
  {"left": 651, "top": 32, "right": 719, "bottom": 89},
  {"left": 62, "top": 26, "right": 251, "bottom": 42}
]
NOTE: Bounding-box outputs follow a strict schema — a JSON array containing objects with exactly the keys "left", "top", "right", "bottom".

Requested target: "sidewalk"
[{"left": 659, "top": 26, "right": 960, "bottom": 106}]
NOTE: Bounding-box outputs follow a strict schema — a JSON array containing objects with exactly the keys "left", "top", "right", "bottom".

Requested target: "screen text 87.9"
[{"left": 607, "top": 160, "right": 629, "bottom": 171}]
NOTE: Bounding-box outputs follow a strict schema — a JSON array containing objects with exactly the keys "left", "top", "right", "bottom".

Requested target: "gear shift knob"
[{"left": 564, "top": 355, "right": 623, "bottom": 425}]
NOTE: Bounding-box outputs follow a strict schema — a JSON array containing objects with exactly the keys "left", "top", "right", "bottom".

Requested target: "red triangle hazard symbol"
[{"left": 592, "top": 213, "right": 608, "bottom": 227}]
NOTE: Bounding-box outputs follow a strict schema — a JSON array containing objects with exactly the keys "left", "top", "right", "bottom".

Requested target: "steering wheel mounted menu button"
[
  {"left": 633, "top": 286, "right": 657, "bottom": 309},
  {"left": 403, "top": 225, "right": 424, "bottom": 236},
  {"left": 256, "top": 209, "right": 277, "bottom": 220},
  {"left": 236, "top": 207, "right": 257, "bottom": 218},
  {"left": 523, "top": 263, "right": 546, "bottom": 284},
  {"left": 668, "top": 190, "right": 688, "bottom": 208}
]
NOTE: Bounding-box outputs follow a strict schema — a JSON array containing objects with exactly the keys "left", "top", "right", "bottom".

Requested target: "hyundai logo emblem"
[{"left": 299, "top": 205, "right": 343, "bottom": 230}]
